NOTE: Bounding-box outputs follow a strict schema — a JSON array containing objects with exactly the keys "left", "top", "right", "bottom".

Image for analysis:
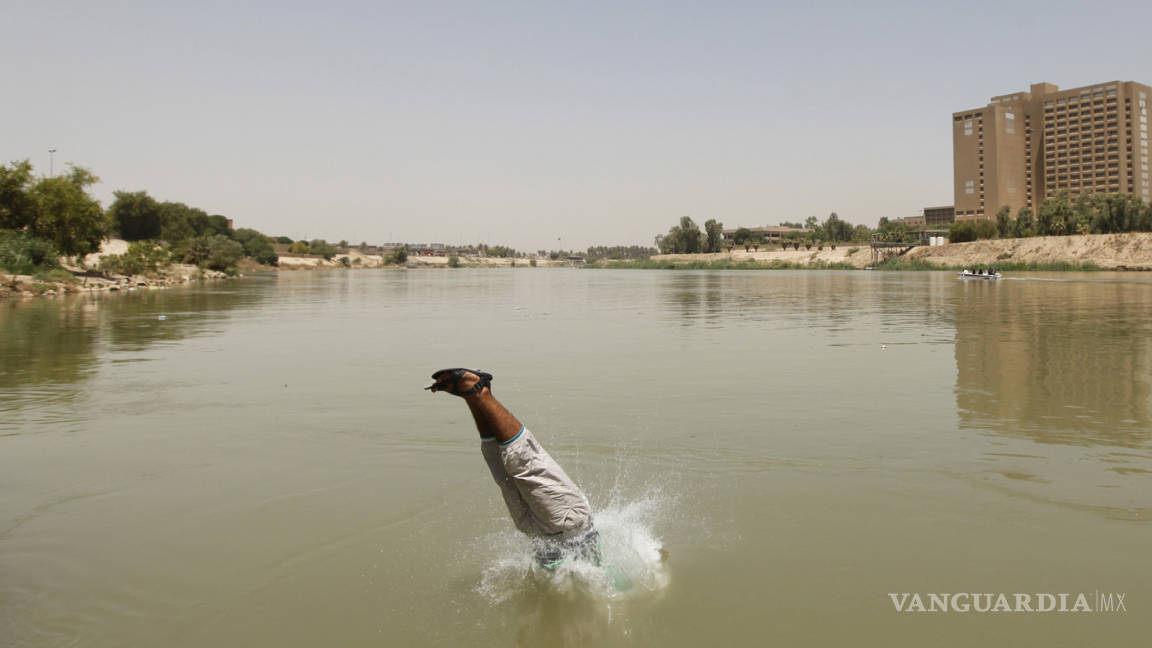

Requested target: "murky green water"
[{"left": 2, "top": 269, "right": 1150, "bottom": 646}]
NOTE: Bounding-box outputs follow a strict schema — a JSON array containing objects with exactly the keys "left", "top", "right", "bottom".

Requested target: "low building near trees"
[{"left": 720, "top": 226, "right": 805, "bottom": 244}]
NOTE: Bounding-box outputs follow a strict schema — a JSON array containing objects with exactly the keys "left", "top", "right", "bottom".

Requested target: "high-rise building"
[{"left": 953, "top": 80, "right": 1152, "bottom": 222}]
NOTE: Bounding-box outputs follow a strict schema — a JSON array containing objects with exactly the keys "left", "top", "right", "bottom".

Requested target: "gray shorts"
[{"left": 481, "top": 427, "right": 594, "bottom": 541}]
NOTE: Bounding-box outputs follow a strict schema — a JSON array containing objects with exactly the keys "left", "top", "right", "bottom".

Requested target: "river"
[{"left": 2, "top": 269, "right": 1150, "bottom": 646}]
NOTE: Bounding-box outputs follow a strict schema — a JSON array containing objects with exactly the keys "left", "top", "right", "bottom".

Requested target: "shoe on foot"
[{"left": 425, "top": 368, "right": 493, "bottom": 396}]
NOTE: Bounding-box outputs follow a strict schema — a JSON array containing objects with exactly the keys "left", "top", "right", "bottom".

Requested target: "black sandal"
[{"left": 424, "top": 368, "right": 493, "bottom": 396}]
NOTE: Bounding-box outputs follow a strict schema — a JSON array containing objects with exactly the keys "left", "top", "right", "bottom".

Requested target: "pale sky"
[{"left": 5, "top": 0, "right": 1152, "bottom": 251}]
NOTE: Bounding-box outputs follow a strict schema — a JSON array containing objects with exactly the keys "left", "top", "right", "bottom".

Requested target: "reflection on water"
[
  {"left": 954, "top": 278, "right": 1152, "bottom": 447},
  {"left": 657, "top": 270, "right": 961, "bottom": 336},
  {"left": 0, "top": 281, "right": 268, "bottom": 432}
]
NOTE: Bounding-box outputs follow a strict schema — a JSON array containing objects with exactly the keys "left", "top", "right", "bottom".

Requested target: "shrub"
[
  {"left": 973, "top": 220, "right": 998, "bottom": 240},
  {"left": 288, "top": 241, "right": 310, "bottom": 254},
  {"left": 181, "top": 234, "right": 244, "bottom": 271},
  {"left": 233, "top": 228, "right": 278, "bottom": 266},
  {"left": 204, "top": 235, "right": 244, "bottom": 271},
  {"left": 947, "top": 220, "right": 998, "bottom": 243},
  {"left": 338, "top": 256, "right": 351, "bottom": 267},
  {"left": 948, "top": 222, "right": 977, "bottom": 243},
  {"left": 389, "top": 246, "right": 409, "bottom": 265},
  {"left": 0, "top": 230, "right": 59, "bottom": 274},
  {"left": 100, "top": 241, "right": 169, "bottom": 275},
  {"left": 447, "top": 255, "right": 461, "bottom": 268},
  {"left": 309, "top": 239, "right": 336, "bottom": 260},
  {"left": 529, "top": 258, "right": 537, "bottom": 267}
]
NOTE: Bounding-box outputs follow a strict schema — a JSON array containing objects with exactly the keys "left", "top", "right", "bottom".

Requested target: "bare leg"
[{"left": 431, "top": 372, "right": 522, "bottom": 443}]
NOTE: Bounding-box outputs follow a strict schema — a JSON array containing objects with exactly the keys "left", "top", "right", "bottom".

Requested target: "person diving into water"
[{"left": 426, "top": 368, "right": 601, "bottom": 569}]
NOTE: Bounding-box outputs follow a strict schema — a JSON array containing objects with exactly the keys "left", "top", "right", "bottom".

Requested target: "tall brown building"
[{"left": 953, "top": 80, "right": 1152, "bottom": 221}]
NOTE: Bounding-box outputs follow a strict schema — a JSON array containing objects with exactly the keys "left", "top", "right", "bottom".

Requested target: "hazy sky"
[{"left": 5, "top": 1, "right": 1152, "bottom": 250}]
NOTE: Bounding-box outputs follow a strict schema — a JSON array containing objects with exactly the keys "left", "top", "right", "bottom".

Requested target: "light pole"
[{"left": 48, "top": 149, "right": 56, "bottom": 177}]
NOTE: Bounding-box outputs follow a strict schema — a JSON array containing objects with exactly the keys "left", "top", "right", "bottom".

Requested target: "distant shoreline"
[{"left": 597, "top": 233, "right": 1152, "bottom": 272}]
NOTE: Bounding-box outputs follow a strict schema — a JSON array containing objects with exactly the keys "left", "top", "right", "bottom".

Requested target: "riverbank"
[
  {"left": 1, "top": 264, "right": 231, "bottom": 299},
  {"left": 617, "top": 233, "right": 1152, "bottom": 271},
  {"left": 1, "top": 238, "right": 235, "bottom": 300},
  {"left": 905, "top": 232, "right": 1152, "bottom": 270}
]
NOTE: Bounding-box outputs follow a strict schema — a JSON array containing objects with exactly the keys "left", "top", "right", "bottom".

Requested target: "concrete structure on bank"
[
  {"left": 953, "top": 80, "right": 1152, "bottom": 222},
  {"left": 923, "top": 205, "right": 956, "bottom": 226},
  {"left": 895, "top": 206, "right": 954, "bottom": 229}
]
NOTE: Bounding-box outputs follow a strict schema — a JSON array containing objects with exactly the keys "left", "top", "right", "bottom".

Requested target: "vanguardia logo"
[{"left": 888, "top": 592, "right": 1127, "bottom": 613}]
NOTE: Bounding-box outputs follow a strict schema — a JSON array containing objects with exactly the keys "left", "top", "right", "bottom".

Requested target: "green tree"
[
  {"left": 0, "top": 160, "right": 37, "bottom": 230},
  {"left": 197, "top": 235, "right": 244, "bottom": 271},
  {"left": 823, "top": 212, "right": 852, "bottom": 243},
  {"left": 995, "top": 206, "right": 1012, "bottom": 238},
  {"left": 108, "top": 190, "right": 163, "bottom": 240},
  {"left": 206, "top": 215, "right": 231, "bottom": 236},
  {"left": 1069, "top": 192, "right": 1097, "bottom": 233},
  {"left": 655, "top": 216, "right": 704, "bottom": 254},
  {"left": 276, "top": 235, "right": 293, "bottom": 244},
  {"left": 158, "top": 201, "right": 213, "bottom": 243},
  {"left": 28, "top": 166, "right": 105, "bottom": 258},
  {"left": 233, "top": 228, "right": 278, "bottom": 265},
  {"left": 973, "top": 220, "right": 998, "bottom": 239},
  {"left": 205, "top": 236, "right": 243, "bottom": 271},
  {"left": 704, "top": 219, "right": 724, "bottom": 253},
  {"left": 1094, "top": 193, "right": 1144, "bottom": 233},
  {"left": 1037, "top": 195, "right": 1072, "bottom": 236},
  {"left": 877, "top": 217, "right": 912, "bottom": 242},
  {"left": 288, "top": 241, "right": 310, "bottom": 254},
  {"left": 309, "top": 239, "right": 336, "bottom": 259},
  {"left": 181, "top": 236, "right": 213, "bottom": 265},
  {"left": 1014, "top": 208, "right": 1035, "bottom": 237},
  {"left": 804, "top": 215, "right": 819, "bottom": 230},
  {"left": 677, "top": 216, "right": 703, "bottom": 253},
  {"left": 948, "top": 222, "right": 977, "bottom": 243}
]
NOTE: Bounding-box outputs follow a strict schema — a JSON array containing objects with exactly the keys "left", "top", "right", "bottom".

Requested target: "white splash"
[{"left": 476, "top": 488, "right": 671, "bottom": 604}]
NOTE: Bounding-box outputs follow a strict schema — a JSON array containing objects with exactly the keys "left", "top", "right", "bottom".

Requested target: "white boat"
[{"left": 958, "top": 270, "right": 1002, "bottom": 280}]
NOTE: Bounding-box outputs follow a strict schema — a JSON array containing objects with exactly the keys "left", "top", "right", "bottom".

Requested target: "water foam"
[{"left": 475, "top": 486, "right": 671, "bottom": 604}]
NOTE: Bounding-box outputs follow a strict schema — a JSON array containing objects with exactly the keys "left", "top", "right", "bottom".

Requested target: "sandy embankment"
[
  {"left": 654, "top": 245, "right": 874, "bottom": 268},
  {"left": 652, "top": 233, "right": 1152, "bottom": 270},
  {"left": 276, "top": 249, "right": 385, "bottom": 269},
  {"left": 905, "top": 233, "right": 1152, "bottom": 269}
]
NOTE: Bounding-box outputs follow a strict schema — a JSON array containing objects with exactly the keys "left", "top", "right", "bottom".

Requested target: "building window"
[
  {"left": 964, "top": 120, "right": 973, "bottom": 136},
  {"left": 1005, "top": 112, "right": 1016, "bottom": 134},
  {"left": 965, "top": 180, "right": 975, "bottom": 195}
]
